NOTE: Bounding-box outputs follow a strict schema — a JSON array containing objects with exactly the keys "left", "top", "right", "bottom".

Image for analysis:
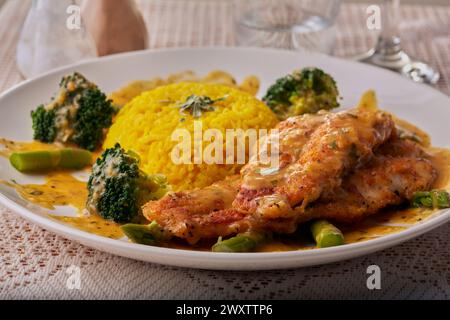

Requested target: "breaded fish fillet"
[
  {"left": 143, "top": 111, "right": 436, "bottom": 243},
  {"left": 234, "top": 107, "right": 395, "bottom": 219}
]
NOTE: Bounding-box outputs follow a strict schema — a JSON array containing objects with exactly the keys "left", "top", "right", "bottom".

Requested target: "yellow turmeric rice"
[{"left": 104, "top": 82, "right": 279, "bottom": 191}]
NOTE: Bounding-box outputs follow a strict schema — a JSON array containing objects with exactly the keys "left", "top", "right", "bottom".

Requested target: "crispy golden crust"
[{"left": 142, "top": 176, "right": 247, "bottom": 243}]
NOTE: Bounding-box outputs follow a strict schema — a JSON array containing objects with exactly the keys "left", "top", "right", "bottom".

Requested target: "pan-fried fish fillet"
[
  {"left": 301, "top": 137, "right": 437, "bottom": 223},
  {"left": 234, "top": 107, "right": 395, "bottom": 219},
  {"left": 143, "top": 110, "right": 436, "bottom": 243},
  {"left": 143, "top": 112, "right": 329, "bottom": 243},
  {"left": 302, "top": 154, "right": 437, "bottom": 223},
  {"left": 143, "top": 176, "right": 244, "bottom": 244}
]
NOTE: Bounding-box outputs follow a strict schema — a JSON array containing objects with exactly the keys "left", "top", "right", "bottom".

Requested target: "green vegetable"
[
  {"left": 10, "top": 149, "right": 92, "bottom": 172},
  {"left": 31, "top": 106, "right": 57, "bottom": 143},
  {"left": 87, "top": 143, "right": 170, "bottom": 223},
  {"left": 411, "top": 190, "right": 450, "bottom": 209},
  {"left": 310, "top": 220, "right": 344, "bottom": 248},
  {"left": 31, "top": 72, "right": 116, "bottom": 151},
  {"left": 177, "top": 94, "right": 227, "bottom": 118},
  {"left": 212, "top": 233, "right": 268, "bottom": 253},
  {"left": 121, "top": 221, "right": 168, "bottom": 245},
  {"left": 263, "top": 67, "right": 340, "bottom": 120}
]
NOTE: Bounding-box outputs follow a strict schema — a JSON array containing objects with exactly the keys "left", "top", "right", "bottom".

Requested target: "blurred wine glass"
[
  {"left": 234, "top": 0, "right": 341, "bottom": 54},
  {"left": 16, "top": 0, "right": 97, "bottom": 78},
  {"left": 356, "top": 0, "right": 440, "bottom": 85}
]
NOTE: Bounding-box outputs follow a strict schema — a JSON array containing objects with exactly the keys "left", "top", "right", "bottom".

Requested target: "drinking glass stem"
[
  {"left": 365, "top": 0, "right": 411, "bottom": 70},
  {"left": 379, "top": 0, "right": 400, "bottom": 42},
  {"left": 358, "top": 0, "right": 439, "bottom": 84}
]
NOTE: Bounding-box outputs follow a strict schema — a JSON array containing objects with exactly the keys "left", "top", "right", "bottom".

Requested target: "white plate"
[{"left": 1, "top": 47, "right": 449, "bottom": 270}]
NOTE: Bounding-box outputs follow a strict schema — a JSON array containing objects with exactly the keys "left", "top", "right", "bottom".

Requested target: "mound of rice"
[{"left": 104, "top": 82, "right": 279, "bottom": 191}]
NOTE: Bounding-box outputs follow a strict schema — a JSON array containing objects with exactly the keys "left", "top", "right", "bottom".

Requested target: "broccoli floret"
[
  {"left": 263, "top": 67, "right": 340, "bottom": 120},
  {"left": 87, "top": 143, "right": 170, "bottom": 223},
  {"left": 31, "top": 105, "right": 57, "bottom": 143},
  {"left": 31, "top": 72, "right": 116, "bottom": 151}
]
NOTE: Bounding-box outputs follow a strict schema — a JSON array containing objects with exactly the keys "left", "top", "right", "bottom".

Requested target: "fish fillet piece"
[
  {"left": 234, "top": 107, "right": 396, "bottom": 219},
  {"left": 143, "top": 112, "right": 330, "bottom": 243},
  {"left": 302, "top": 153, "right": 437, "bottom": 223},
  {"left": 255, "top": 137, "right": 437, "bottom": 231},
  {"left": 143, "top": 114, "right": 435, "bottom": 243},
  {"left": 142, "top": 176, "right": 247, "bottom": 244},
  {"left": 235, "top": 111, "right": 330, "bottom": 212}
]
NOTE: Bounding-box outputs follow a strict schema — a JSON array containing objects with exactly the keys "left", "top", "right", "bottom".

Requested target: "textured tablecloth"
[{"left": 1, "top": 0, "right": 450, "bottom": 300}]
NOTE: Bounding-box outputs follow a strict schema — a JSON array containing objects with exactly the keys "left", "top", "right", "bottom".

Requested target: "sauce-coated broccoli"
[
  {"left": 263, "top": 68, "right": 340, "bottom": 120},
  {"left": 31, "top": 72, "right": 116, "bottom": 151},
  {"left": 87, "top": 144, "right": 170, "bottom": 223}
]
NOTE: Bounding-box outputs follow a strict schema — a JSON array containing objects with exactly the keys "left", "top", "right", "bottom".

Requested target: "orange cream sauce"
[
  {"left": 0, "top": 171, "right": 124, "bottom": 239},
  {"left": 1, "top": 172, "right": 87, "bottom": 211},
  {"left": 1, "top": 119, "right": 450, "bottom": 251},
  {"left": 0, "top": 138, "right": 122, "bottom": 239},
  {"left": 0, "top": 138, "right": 60, "bottom": 157},
  {"left": 50, "top": 214, "right": 123, "bottom": 239}
]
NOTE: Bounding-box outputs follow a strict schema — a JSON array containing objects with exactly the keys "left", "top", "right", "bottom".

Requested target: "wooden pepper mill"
[{"left": 82, "top": 0, "right": 148, "bottom": 56}]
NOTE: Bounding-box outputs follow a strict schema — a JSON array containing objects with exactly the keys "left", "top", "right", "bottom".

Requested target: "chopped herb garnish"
[
  {"left": 411, "top": 190, "right": 450, "bottom": 209},
  {"left": 176, "top": 94, "right": 227, "bottom": 118}
]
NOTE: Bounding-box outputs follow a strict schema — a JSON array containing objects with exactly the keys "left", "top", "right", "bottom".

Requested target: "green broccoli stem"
[
  {"left": 212, "top": 233, "right": 269, "bottom": 253},
  {"left": 411, "top": 190, "right": 450, "bottom": 209},
  {"left": 121, "top": 221, "right": 168, "bottom": 245},
  {"left": 310, "top": 220, "right": 344, "bottom": 248},
  {"left": 10, "top": 149, "right": 92, "bottom": 172}
]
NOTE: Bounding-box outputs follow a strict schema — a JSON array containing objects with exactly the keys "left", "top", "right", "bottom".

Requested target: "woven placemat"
[{"left": 1, "top": 0, "right": 450, "bottom": 299}]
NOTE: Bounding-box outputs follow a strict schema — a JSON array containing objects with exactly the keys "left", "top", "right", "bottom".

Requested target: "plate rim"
[{"left": 1, "top": 46, "right": 450, "bottom": 270}]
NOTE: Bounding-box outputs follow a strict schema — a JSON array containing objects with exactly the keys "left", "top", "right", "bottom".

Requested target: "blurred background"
[
  {"left": 2, "top": 0, "right": 448, "bottom": 7},
  {"left": 1, "top": 0, "right": 450, "bottom": 5},
  {"left": 0, "top": 0, "right": 449, "bottom": 91}
]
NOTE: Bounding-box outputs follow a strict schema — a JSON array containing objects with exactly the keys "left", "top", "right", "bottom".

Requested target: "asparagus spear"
[
  {"left": 121, "top": 221, "right": 168, "bottom": 245},
  {"left": 411, "top": 190, "right": 450, "bottom": 209},
  {"left": 310, "top": 220, "right": 344, "bottom": 248},
  {"left": 10, "top": 148, "right": 92, "bottom": 172},
  {"left": 212, "top": 233, "right": 268, "bottom": 253}
]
